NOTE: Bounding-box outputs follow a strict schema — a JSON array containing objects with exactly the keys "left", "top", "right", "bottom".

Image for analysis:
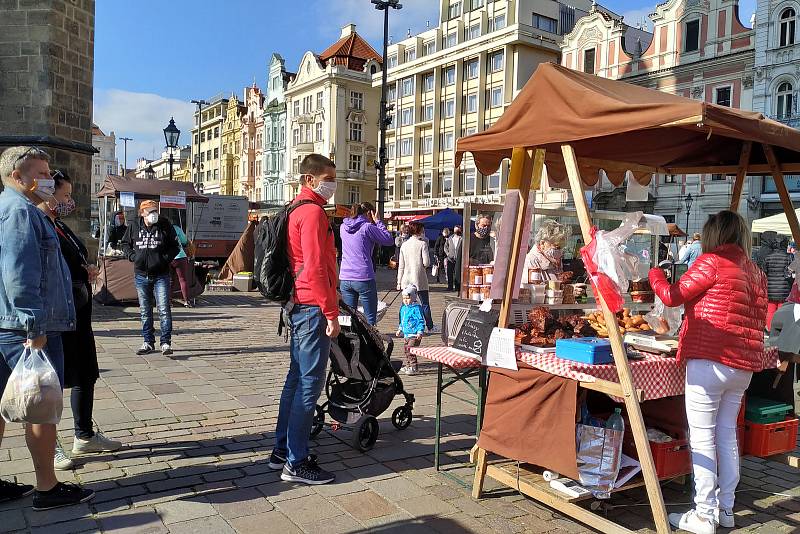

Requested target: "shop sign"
[
  {"left": 159, "top": 190, "right": 187, "bottom": 209},
  {"left": 418, "top": 194, "right": 502, "bottom": 208}
]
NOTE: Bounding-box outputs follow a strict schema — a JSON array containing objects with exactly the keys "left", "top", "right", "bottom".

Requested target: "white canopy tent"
[{"left": 751, "top": 209, "right": 800, "bottom": 235}]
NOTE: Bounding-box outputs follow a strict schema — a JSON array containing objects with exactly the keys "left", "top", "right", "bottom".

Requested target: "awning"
[
  {"left": 97, "top": 175, "right": 207, "bottom": 203},
  {"left": 751, "top": 209, "right": 800, "bottom": 235}
]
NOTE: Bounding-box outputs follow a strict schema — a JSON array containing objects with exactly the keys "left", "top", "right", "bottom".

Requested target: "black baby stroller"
[{"left": 311, "top": 300, "right": 415, "bottom": 451}]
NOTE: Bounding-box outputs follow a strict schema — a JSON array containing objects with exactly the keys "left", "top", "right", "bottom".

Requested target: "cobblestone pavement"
[{"left": 1, "top": 269, "right": 798, "bottom": 533}]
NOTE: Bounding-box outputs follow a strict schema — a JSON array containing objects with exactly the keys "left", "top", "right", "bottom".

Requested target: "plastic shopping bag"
[
  {"left": 432, "top": 263, "right": 439, "bottom": 277},
  {"left": 576, "top": 424, "right": 623, "bottom": 499},
  {"left": 644, "top": 296, "right": 683, "bottom": 336},
  {"left": 0, "top": 347, "right": 63, "bottom": 424}
]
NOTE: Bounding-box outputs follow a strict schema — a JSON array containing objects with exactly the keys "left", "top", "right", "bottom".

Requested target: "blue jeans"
[
  {"left": 274, "top": 305, "right": 330, "bottom": 466},
  {"left": 417, "top": 290, "right": 434, "bottom": 330},
  {"left": 134, "top": 273, "right": 172, "bottom": 346},
  {"left": 340, "top": 279, "right": 378, "bottom": 325},
  {"left": 0, "top": 331, "right": 65, "bottom": 391}
]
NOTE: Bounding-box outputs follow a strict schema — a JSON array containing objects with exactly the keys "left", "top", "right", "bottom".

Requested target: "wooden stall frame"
[{"left": 472, "top": 145, "right": 672, "bottom": 534}]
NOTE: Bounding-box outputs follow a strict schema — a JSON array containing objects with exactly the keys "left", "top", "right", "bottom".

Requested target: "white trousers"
[{"left": 685, "top": 359, "right": 752, "bottom": 520}]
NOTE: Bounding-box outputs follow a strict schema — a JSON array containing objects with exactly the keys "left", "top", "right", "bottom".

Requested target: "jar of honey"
[{"left": 468, "top": 266, "right": 484, "bottom": 285}]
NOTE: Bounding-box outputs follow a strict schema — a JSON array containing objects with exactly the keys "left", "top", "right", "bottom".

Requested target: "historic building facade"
[
  {"left": 91, "top": 124, "right": 118, "bottom": 222},
  {"left": 561, "top": 0, "right": 757, "bottom": 233},
  {"left": 284, "top": 24, "right": 382, "bottom": 206},
  {"left": 262, "top": 54, "right": 295, "bottom": 208},
  {"left": 378, "top": 0, "right": 593, "bottom": 217},
  {"left": 132, "top": 146, "right": 190, "bottom": 181},
  {"left": 190, "top": 94, "right": 228, "bottom": 195},
  {"left": 753, "top": 0, "right": 800, "bottom": 215},
  {"left": 240, "top": 84, "right": 265, "bottom": 201},
  {"left": 221, "top": 95, "right": 246, "bottom": 196}
]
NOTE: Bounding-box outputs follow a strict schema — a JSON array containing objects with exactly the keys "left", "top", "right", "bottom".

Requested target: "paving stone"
[
  {"left": 0, "top": 508, "right": 26, "bottom": 533},
  {"left": 166, "top": 515, "right": 237, "bottom": 534},
  {"left": 205, "top": 488, "right": 274, "bottom": 519},
  {"left": 29, "top": 517, "right": 99, "bottom": 533},
  {"left": 274, "top": 493, "right": 344, "bottom": 525},
  {"left": 25, "top": 503, "right": 92, "bottom": 527},
  {"left": 98, "top": 509, "right": 168, "bottom": 534},
  {"left": 228, "top": 510, "right": 302, "bottom": 534},
  {"left": 368, "top": 476, "right": 429, "bottom": 501},
  {"left": 396, "top": 494, "right": 459, "bottom": 518},
  {"left": 155, "top": 497, "right": 217, "bottom": 524}
]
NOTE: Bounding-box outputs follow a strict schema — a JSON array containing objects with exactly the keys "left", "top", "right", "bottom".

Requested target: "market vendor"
[
  {"left": 108, "top": 210, "right": 127, "bottom": 250},
  {"left": 469, "top": 214, "right": 494, "bottom": 265},
  {"left": 521, "top": 219, "right": 571, "bottom": 282},
  {"left": 757, "top": 277, "right": 800, "bottom": 406}
]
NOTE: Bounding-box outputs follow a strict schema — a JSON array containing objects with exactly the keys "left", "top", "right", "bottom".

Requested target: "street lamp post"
[
  {"left": 191, "top": 99, "right": 209, "bottom": 193},
  {"left": 684, "top": 193, "right": 694, "bottom": 235},
  {"left": 163, "top": 117, "right": 181, "bottom": 181},
  {"left": 372, "top": 0, "right": 402, "bottom": 220}
]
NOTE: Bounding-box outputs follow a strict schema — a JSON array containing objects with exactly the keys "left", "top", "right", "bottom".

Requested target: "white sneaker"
[
  {"left": 400, "top": 366, "right": 418, "bottom": 376},
  {"left": 669, "top": 510, "right": 716, "bottom": 534},
  {"left": 715, "top": 509, "right": 735, "bottom": 529},
  {"left": 72, "top": 431, "right": 122, "bottom": 454},
  {"left": 161, "top": 343, "right": 173, "bottom": 356},
  {"left": 136, "top": 342, "right": 154, "bottom": 355},
  {"left": 54, "top": 440, "right": 74, "bottom": 471}
]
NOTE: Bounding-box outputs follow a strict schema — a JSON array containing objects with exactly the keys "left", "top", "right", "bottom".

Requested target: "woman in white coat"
[{"left": 397, "top": 222, "right": 436, "bottom": 332}]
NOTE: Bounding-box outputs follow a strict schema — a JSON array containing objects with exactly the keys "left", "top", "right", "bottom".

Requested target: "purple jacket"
[{"left": 340, "top": 215, "right": 394, "bottom": 281}]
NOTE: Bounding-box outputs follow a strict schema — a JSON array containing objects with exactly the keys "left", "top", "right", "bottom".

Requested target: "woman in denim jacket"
[{"left": 0, "top": 146, "right": 93, "bottom": 510}]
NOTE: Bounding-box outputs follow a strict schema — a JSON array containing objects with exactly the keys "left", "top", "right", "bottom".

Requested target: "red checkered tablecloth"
[{"left": 410, "top": 346, "right": 483, "bottom": 369}]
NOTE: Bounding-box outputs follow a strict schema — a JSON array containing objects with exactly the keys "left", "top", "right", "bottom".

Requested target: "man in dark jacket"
[
  {"left": 433, "top": 228, "right": 449, "bottom": 284},
  {"left": 759, "top": 233, "right": 794, "bottom": 330},
  {"left": 122, "top": 200, "right": 180, "bottom": 356}
]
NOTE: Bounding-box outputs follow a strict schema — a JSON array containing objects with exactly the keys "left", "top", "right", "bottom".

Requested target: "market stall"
[
  {"left": 93, "top": 175, "right": 208, "bottom": 305},
  {"left": 445, "top": 63, "right": 800, "bottom": 534}
]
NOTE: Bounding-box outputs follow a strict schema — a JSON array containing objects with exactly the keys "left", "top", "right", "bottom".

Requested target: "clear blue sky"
[{"left": 93, "top": 0, "right": 756, "bottom": 165}]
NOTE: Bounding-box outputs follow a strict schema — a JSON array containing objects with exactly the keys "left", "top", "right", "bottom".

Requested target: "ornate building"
[
  {"left": 221, "top": 95, "right": 246, "bottom": 196},
  {"left": 284, "top": 24, "right": 382, "bottom": 205},
  {"left": 241, "top": 84, "right": 265, "bottom": 201},
  {"left": 91, "top": 124, "right": 117, "bottom": 222},
  {"left": 262, "top": 54, "right": 295, "bottom": 209},
  {"left": 561, "top": 0, "right": 756, "bottom": 233},
  {"left": 190, "top": 94, "right": 228, "bottom": 195}
]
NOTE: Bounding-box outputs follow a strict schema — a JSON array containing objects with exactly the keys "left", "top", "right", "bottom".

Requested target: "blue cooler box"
[{"left": 555, "top": 338, "right": 614, "bottom": 365}]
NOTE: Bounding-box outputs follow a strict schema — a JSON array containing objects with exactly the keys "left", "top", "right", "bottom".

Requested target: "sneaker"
[
  {"left": 715, "top": 509, "right": 735, "bottom": 529},
  {"left": 669, "top": 510, "right": 716, "bottom": 534},
  {"left": 0, "top": 479, "right": 34, "bottom": 504},
  {"left": 54, "top": 440, "right": 74, "bottom": 471},
  {"left": 280, "top": 456, "right": 335, "bottom": 485},
  {"left": 136, "top": 342, "right": 154, "bottom": 355},
  {"left": 427, "top": 326, "right": 441, "bottom": 334},
  {"left": 161, "top": 343, "right": 173, "bottom": 356},
  {"left": 32, "top": 482, "right": 94, "bottom": 511},
  {"left": 72, "top": 431, "right": 122, "bottom": 454},
  {"left": 268, "top": 449, "right": 287, "bottom": 470}
]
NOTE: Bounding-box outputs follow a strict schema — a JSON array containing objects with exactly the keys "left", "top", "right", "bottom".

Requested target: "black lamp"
[
  {"left": 163, "top": 117, "right": 181, "bottom": 181},
  {"left": 684, "top": 193, "right": 693, "bottom": 234}
]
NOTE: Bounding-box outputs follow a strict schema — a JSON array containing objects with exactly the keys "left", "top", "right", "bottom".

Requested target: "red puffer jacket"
[{"left": 649, "top": 244, "right": 768, "bottom": 372}]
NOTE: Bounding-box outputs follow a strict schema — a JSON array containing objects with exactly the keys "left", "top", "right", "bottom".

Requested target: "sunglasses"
[
  {"left": 13, "top": 146, "right": 48, "bottom": 168},
  {"left": 50, "top": 169, "right": 64, "bottom": 179}
]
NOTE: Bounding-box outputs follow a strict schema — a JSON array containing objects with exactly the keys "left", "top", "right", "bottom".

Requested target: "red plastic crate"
[
  {"left": 744, "top": 418, "right": 799, "bottom": 457},
  {"left": 622, "top": 423, "right": 691, "bottom": 480}
]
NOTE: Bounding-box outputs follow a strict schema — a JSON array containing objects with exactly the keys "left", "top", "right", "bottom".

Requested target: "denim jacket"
[{"left": 0, "top": 188, "right": 75, "bottom": 338}]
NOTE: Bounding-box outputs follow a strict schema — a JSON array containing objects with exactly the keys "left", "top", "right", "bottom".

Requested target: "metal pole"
[
  {"left": 120, "top": 137, "right": 132, "bottom": 175},
  {"left": 377, "top": 5, "right": 390, "bottom": 220},
  {"left": 685, "top": 208, "right": 690, "bottom": 235},
  {"left": 169, "top": 152, "right": 174, "bottom": 181}
]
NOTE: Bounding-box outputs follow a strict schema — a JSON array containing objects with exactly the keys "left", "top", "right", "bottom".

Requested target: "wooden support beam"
[
  {"left": 579, "top": 379, "right": 644, "bottom": 403},
  {"left": 561, "top": 144, "right": 671, "bottom": 534},
  {"left": 471, "top": 446, "right": 488, "bottom": 499},
  {"left": 764, "top": 144, "right": 800, "bottom": 245},
  {"left": 730, "top": 141, "right": 752, "bottom": 212}
]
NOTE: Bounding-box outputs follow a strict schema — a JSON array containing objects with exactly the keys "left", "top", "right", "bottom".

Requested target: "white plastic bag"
[
  {"left": 591, "top": 212, "right": 642, "bottom": 295},
  {"left": 0, "top": 347, "right": 63, "bottom": 424},
  {"left": 432, "top": 263, "right": 439, "bottom": 277},
  {"left": 645, "top": 296, "right": 683, "bottom": 336}
]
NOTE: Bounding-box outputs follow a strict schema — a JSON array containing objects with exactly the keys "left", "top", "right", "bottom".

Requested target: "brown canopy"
[
  {"left": 218, "top": 221, "right": 256, "bottom": 280},
  {"left": 455, "top": 63, "right": 800, "bottom": 187},
  {"left": 96, "top": 175, "right": 208, "bottom": 203}
]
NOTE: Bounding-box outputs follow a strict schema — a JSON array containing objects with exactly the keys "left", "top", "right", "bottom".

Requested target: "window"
[
  {"left": 388, "top": 182, "right": 395, "bottom": 200},
  {"left": 443, "top": 66, "right": 456, "bottom": 86},
  {"left": 94, "top": 163, "right": 100, "bottom": 174},
  {"left": 303, "top": 95, "right": 313, "bottom": 114},
  {"left": 349, "top": 154, "right": 362, "bottom": 172},
  {"left": 684, "top": 19, "right": 700, "bottom": 52},
  {"left": 206, "top": 150, "right": 211, "bottom": 160},
  {"left": 466, "top": 93, "right": 478, "bottom": 113},
  {"left": 292, "top": 128, "right": 299, "bottom": 146},
  {"left": 272, "top": 76, "right": 280, "bottom": 90},
  {"left": 781, "top": 8, "right": 796, "bottom": 47},
  {"left": 442, "top": 98, "right": 455, "bottom": 118},
  {"left": 461, "top": 168, "right": 476, "bottom": 194},
  {"left": 462, "top": 126, "right": 477, "bottom": 137},
  {"left": 487, "top": 172, "right": 500, "bottom": 194},
  {"left": 441, "top": 132, "right": 454, "bottom": 150},
  {"left": 348, "top": 185, "right": 360, "bottom": 204},
  {"left": 387, "top": 142, "right": 396, "bottom": 159},
  {"left": 422, "top": 135, "right": 433, "bottom": 154},
  {"left": 423, "top": 40, "right": 436, "bottom": 56},
  {"left": 194, "top": 134, "right": 198, "bottom": 145},
  {"left": 388, "top": 54, "right": 398, "bottom": 68},
  {"left": 293, "top": 101, "right": 300, "bottom": 116},
  {"left": 206, "top": 170, "right": 211, "bottom": 181},
  {"left": 448, "top": 1, "right": 461, "bottom": 19},
  {"left": 403, "top": 175, "right": 413, "bottom": 199},
  {"left": 256, "top": 133, "right": 262, "bottom": 149},
  {"left": 441, "top": 170, "right": 453, "bottom": 195},
  {"left": 443, "top": 31, "right": 457, "bottom": 49},
  {"left": 316, "top": 91, "right": 323, "bottom": 110},
  {"left": 465, "top": 58, "right": 479, "bottom": 79},
  {"left": 214, "top": 127, "right": 219, "bottom": 138},
  {"left": 106, "top": 164, "right": 113, "bottom": 175},
  {"left": 421, "top": 173, "right": 432, "bottom": 198},
  {"left": 401, "top": 77, "right": 415, "bottom": 97},
  {"left": 423, "top": 73, "right": 434, "bottom": 92},
  {"left": 777, "top": 81, "right": 794, "bottom": 119},
  {"left": 200, "top": 132, "right": 206, "bottom": 142},
  {"left": 490, "top": 51, "right": 504, "bottom": 72},
  {"left": 405, "top": 47, "right": 416, "bottom": 62},
  {"left": 350, "top": 122, "right": 362, "bottom": 142},
  {"left": 466, "top": 23, "right": 481, "bottom": 40},
  {"left": 469, "top": 0, "right": 484, "bottom": 7},
  {"left": 533, "top": 13, "right": 558, "bottom": 33},
  {"left": 715, "top": 86, "right": 732, "bottom": 107},
  {"left": 490, "top": 87, "right": 503, "bottom": 108},
  {"left": 664, "top": 174, "right": 676, "bottom": 183},
  {"left": 214, "top": 148, "right": 219, "bottom": 159},
  {"left": 387, "top": 84, "right": 397, "bottom": 102},
  {"left": 711, "top": 174, "right": 726, "bottom": 181},
  {"left": 422, "top": 103, "right": 434, "bottom": 121},
  {"left": 400, "top": 107, "right": 414, "bottom": 126},
  {"left": 491, "top": 13, "right": 506, "bottom": 31},
  {"left": 315, "top": 122, "right": 323, "bottom": 142},
  {"left": 400, "top": 137, "right": 413, "bottom": 156},
  {"left": 583, "top": 48, "right": 595, "bottom": 74}
]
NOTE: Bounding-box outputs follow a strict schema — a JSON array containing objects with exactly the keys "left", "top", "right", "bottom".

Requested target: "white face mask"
[
  {"left": 145, "top": 212, "right": 159, "bottom": 225},
  {"left": 313, "top": 180, "right": 337, "bottom": 201},
  {"left": 30, "top": 177, "right": 55, "bottom": 201}
]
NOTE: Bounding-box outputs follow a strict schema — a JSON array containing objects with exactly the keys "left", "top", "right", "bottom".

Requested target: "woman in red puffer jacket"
[{"left": 649, "top": 210, "right": 767, "bottom": 534}]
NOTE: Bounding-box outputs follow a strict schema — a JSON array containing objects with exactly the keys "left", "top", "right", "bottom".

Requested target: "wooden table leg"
[{"left": 472, "top": 446, "right": 488, "bottom": 499}]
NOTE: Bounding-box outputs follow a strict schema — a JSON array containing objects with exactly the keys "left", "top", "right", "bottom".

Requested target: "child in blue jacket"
[{"left": 396, "top": 285, "right": 425, "bottom": 375}]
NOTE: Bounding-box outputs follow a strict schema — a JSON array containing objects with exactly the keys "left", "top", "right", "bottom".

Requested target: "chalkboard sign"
[{"left": 451, "top": 308, "right": 500, "bottom": 359}]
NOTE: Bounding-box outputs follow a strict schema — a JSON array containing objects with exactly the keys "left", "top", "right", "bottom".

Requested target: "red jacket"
[
  {"left": 649, "top": 244, "right": 767, "bottom": 372},
  {"left": 287, "top": 187, "right": 338, "bottom": 320}
]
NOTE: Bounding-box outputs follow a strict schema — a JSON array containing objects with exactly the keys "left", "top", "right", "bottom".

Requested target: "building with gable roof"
[
  {"left": 241, "top": 84, "right": 265, "bottom": 201},
  {"left": 262, "top": 54, "right": 295, "bottom": 209},
  {"left": 221, "top": 94, "right": 246, "bottom": 196}
]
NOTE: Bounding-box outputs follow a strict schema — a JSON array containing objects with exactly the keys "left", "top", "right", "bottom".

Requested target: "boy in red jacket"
[{"left": 269, "top": 154, "right": 340, "bottom": 485}]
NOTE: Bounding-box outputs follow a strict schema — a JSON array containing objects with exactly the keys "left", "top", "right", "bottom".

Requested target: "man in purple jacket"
[{"left": 340, "top": 202, "right": 394, "bottom": 324}]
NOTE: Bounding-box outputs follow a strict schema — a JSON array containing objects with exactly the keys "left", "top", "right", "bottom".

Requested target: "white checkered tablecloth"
[{"left": 410, "top": 346, "right": 483, "bottom": 369}]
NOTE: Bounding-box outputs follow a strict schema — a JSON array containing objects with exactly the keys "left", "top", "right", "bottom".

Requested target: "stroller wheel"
[
  {"left": 391, "top": 405, "right": 413, "bottom": 430},
  {"left": 310, "top": 406, "right": 325, "bottom": 438},
  {"left": 351, "top": 415, "right": 379, "bottom": 452}
]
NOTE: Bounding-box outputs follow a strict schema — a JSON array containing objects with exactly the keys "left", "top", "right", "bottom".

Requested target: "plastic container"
[
  {"left": 548, "top": 280, "right": 562, "bottom": 291},
  {"left": 546, "top": 289, "right": 563, "bottom": 299},
  {"left": 233, "top": 273, "right": 254, "bottom": 292},
  {"left": 468, "top": 266, "right": 483, "bottom": 285},
  {"left": 528, "top": 268, "right": 544, "bottom": 283},
  {"left": 745, "top": 397, "right": 794, "bottom": 424},
  {"left": 744, "top": 418, "right": 799, "bottom": 457},
  {"left": 480, "top": 285, "right": 491, "bottom": 301},
  {"left": 518, "top": 287, "right": 532, "bottom": 304},
  {"left": 555, "top": 338, "right": 614, "bottom": 364},
  {"left": 468, "top": 285, "right": 482, "bottom": 301},
  {"left": 482, "top": 265, "right": 494, "bottom": 284},
  {"left": 622, "top": 421, "right": 691, "bottom": 479}
]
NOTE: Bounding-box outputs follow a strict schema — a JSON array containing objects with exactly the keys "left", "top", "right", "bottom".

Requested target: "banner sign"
[{"left": 159, "top": 190, "right": 187, "bottom": 209}]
